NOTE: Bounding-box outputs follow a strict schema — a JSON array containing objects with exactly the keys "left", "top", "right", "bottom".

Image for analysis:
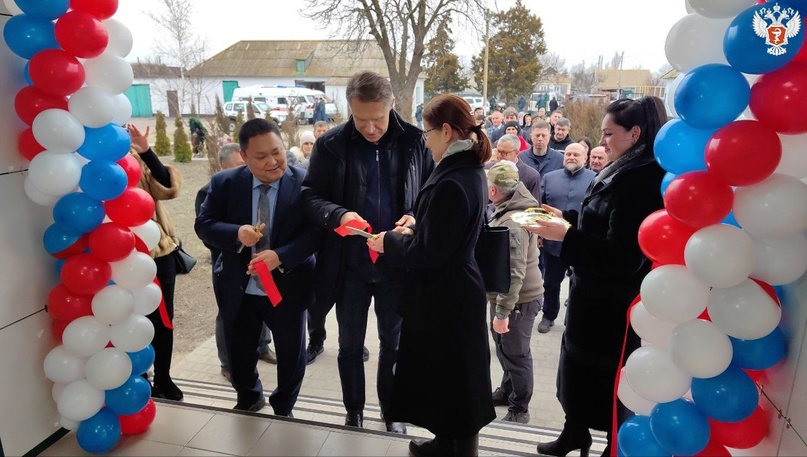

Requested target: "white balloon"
[
  {"left": 684, "top": 224, "right": 755, "bottom": 288},
  {"left": 669, "top": 319, "right": 733, "bottom": 378},
  {"left": 708, "top": 279, "right": 782, "bottom": 339},
  {"left": 640, "top": 265, "right": 709, "bottom": 324},
  {"left": 630, "top": 301, "right": 678, "bottom": 347},
  {"left": 68, "top": 87, "right": 115, "bottom": 128},
  {"left": 84, "top": 55, "right": 134, "bottom": 95},
  {"left": 685, "top": 0, "right": 694, "bottom": 14},
  {"left": 131, "top": 283, "right": 163, "bottom": 316},
  {"left": 665, "top": 14, "right": 731, "bottom": 73},
  {"left": 625, "top": 346, "right": 692, "bottom": 403},
  {"left": 130, "top": 220, "right": 161, "bottom": 252},
  {"left": 32, "top": 109, "right": 85, "bottom": 153},
  {"left": 27, "top": 151, "right": 81, "bottom": 196},
  {"left": 2, "top": 0, "right": 22, "bottom": 15},
  {"left": 776, "top": 134, "right": 807, "bottom": 180},
  {"left": 688, "top": 0, "right": 756, "bottom": 19},
  {"left": 110, "top": 314, "right": 155, "bottom": 352},
  {"left": 85, "top": 347, "right": 133, "bottom": 390},
  {"left": 738, "top": 74, "right": 760, "bottom": 121},
  {"left": 56, "top": 379, "right": 104, "bottom": 422},
  {"left": 734, "top": 174, "right": 807, "bottom": 236},
  {"left": 102, "top": 18, "right": 133, "bottom": 58},
  {"left": 62, "top": 316, "right": 110, "bottom": 358},
  {"left": 43, "top": 345, "right": 87, "bottom": 384},
  {"left": 751, "top": 233, "right": 807, "bottom": 285},
  {"left": 618, "top": 368, "right": 657, "bottom": 416},
  {"left": 24, "top": 176, "right": 59, "bottom": 206},
  {"left": 91, "top": 285, "right": 135, "bottom": 325},
  {"left": 111, "top": 252, "right": 157, "bottom": 290},
  {"left": 111, "top": 93, "right": 133, "bottom": 126},
  {"left": 52, "top": 382, "right": 66, "bottom": 403},
  {"left": 665, "top": 73, "right": 685, "bottom": 118},
  {"left": 60, "top": 416, "right": 79, "bottom": 431}
]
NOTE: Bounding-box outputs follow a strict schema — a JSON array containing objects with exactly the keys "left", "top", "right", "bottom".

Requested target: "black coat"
[
  {"left": 382, "top": 150, "right": 495, "bottom": 438},
  {"left": 557, "top": 148, "right": 665, "bottom": 430},
  {"left": 301, "top": 110, "right": 433, "bottom": 304}
]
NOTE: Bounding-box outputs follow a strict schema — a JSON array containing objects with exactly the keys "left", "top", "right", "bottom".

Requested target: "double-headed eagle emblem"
[{"left": 753, "top": 3, "right": 802, "bottom": 56}]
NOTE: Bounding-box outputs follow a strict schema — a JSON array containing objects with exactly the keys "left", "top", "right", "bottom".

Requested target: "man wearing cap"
[{"left": 486, "top": 161, "right": 545, "bottom": 424}]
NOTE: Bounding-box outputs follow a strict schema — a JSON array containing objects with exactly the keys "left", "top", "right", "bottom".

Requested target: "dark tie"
[{"left": 255, "top": 184, "right": 271, "bottom": 292}]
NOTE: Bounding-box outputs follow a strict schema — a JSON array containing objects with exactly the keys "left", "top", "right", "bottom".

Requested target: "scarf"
[
  {"left": 592, "top": 144, "right": 647, "bottom": 188},
  {"left": 440, "top": 138, "right": 476, "bottom": 162}
]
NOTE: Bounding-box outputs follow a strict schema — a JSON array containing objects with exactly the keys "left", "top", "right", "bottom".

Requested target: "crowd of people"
[{"left": 130, "top": 70, "right": 669, "bottom": 457}]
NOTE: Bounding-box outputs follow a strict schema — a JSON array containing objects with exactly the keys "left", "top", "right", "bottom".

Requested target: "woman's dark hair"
[
  {"left": 577, "top": 136, "right": 592, "bottom": 152},
  {"left": 521, "top": 113, "right": 532, "bottom": 128},
  {"left": 605, "top": 96, "right": 667, "bottom": 155},
  {"left": 423, "top": 94, "right": 492, "bottom": 163}
]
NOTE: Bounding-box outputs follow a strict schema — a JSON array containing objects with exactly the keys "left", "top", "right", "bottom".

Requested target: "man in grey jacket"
[{"left": 486, "top": 161, "right": 545, "bottom": 424}]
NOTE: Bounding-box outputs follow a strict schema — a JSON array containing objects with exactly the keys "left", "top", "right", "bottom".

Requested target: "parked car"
[
  {"left": 456, "top": 93, "right": 489, "bottom": 114},
  {"left": 223, "top": 100, "right": 287, "bottom": 129}
]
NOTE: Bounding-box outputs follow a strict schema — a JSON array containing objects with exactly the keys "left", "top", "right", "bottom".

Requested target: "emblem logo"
[{"left": 753, "top": 3, "right": 802, "bottom": 56}]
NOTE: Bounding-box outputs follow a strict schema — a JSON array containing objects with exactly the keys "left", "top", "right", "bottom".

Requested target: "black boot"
[
  {"left": 149, "top": 312, "right": 183, "bottom": 401},
  {"left": 410, "top": 435, "right": 478, "bottom": 457},
  {"left": 537, "top": 419, "right": 592, "bottom": 457}
]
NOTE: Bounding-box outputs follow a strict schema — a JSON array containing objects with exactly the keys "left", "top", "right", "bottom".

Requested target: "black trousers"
[
  {"left": 306, "top": 299, "right": 335, "bottom": 346},
  {"left": 146, "top": 254, "right": 176, "bottom": 384},
  {"left": 224, "top": 294, "right": 306, "bottom": 415},
  {"left": 542, "top": 253, "right": 568, "bottom": 322}
]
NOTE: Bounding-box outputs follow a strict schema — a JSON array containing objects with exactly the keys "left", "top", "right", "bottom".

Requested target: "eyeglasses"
[{"left": 422, "top": 127, "right": 439, "bottom": 141}]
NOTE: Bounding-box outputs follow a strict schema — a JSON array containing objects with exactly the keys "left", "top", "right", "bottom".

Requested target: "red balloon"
[
  {"left": 695, "top": 436, "right": 731, "bottom": 457},
  {"left": 751, "top": 278, "right": 781, "bottom": 307},
  {"left": 28, "top": 49, "right": 85, "bottom": 97},
  {"left": 69, "top": 0, "right": 119, "bottom": 20},
  {"left": 52, "top": 233, "right": 89, "bottom": 260},
  {"left": 705, "top": 120, "right": 782, "bottom": 186},
  {"left": 14, "top": 86, "right": 68, "bottom": 126},
  {"left": 88, "top": 222, "right": 136, "bottom": 262},
  {"left": 18, "top": 128, "right": 45, "bottom": 161},
  {"left": 47, "top": 284, "right": 93, "bottom": 322},
  {"left": 119, "top": 399, "right": 156, "bottom": 435},
  {"left": 116, "top": 154, "right": 142, "bottom": 188},
  {"left": 743, "top": 369, "right": 769, "bottom": 384},
  {"left": 104, "top": 188, "right": 155, "bottom": 227},
  {"left": 638, "top": 209, "right": 697, "bottom": 265},
  {"left": 134, "top": 236, "right": 151, "bottom": 255},
  {"left": 698, "top": 308, "right": 711, "bottom": 321},
  {"left": 52, "top": 319, "right": 69, "bottom": 343},
  {"left": 709, "top": 406, "right": 768, "bottom": 449},
  {"left": 55, "top": 11, "right": 109, "bottom": 59},
  {"left": 750, "top": 61, "right": 807, "bottom": 134},
  {"left": 60, "top": 253, "right": 111, "bottom": 295},
  {"left": 793, "top": 38, "right": 807, "bottom": 63},
  {"left": 664, "top": 171, "right": 734, "bottom": 229}
]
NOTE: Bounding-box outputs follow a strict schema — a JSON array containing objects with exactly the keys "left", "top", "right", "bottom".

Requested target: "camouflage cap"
[{"left": 486, "top": 161, "right": 519, "bottom": 188}]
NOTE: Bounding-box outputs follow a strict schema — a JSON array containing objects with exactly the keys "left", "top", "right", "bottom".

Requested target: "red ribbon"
[
  {"left": 334, "top": 219, "right": 379, "bottom": 263},
  {"left": 611, "top": 294, "right": 643, "bottom": 457},
  {"left": 153, "top": 277, "right": 173, "bottom": 330},
  {"left": 255, "top": 261, "right": 283, "bottom": 306}
]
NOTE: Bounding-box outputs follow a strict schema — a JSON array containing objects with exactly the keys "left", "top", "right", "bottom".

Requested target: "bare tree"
[
  {"left": 301, "top": 0, "right": 485, "bottom": 122},
  {"left": 649, "top": 63, "right": 674, "bottom": 86},
  {"left": 539, "top": 52, "right": 567, "bottom": 79},
  {"left": 570, "top": 61, "right": 604, "bottom": 94}
]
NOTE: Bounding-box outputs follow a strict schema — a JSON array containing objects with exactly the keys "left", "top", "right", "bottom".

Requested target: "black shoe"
[
  {"left": 259, "top": 348, "right": 277, "bottom": 364},
  {"left": 306, "top": 343, "right": 324, "bottom": 365},
  {"left": 410, "top": 435, "right": 478, "bottom": 457},
  {"left": 536, "top": 420, "right": 592, "bottom": 457},
  {"left": 362, "top": 346, "right": 370, "bottom": 362},
  {"left": 345, "top": 411, "right": 363, "bottom": 428},
  {"left": 152, "top": 378, "right": 184, "bottom": 401},
  {"left": 234, "top": 394, "right": 266, "bottom": 412},
  {"left": 537, "top": 318, "right": 555, "bottom": 334},
  {"left": 492, "top": 387, "right": 509, "bottom": 406},
  {"left": 385, "top": 421, "right": 407, "bottom": 434},
  {"left": 502, "top": 410, "right": 530, "bottom": 424}
]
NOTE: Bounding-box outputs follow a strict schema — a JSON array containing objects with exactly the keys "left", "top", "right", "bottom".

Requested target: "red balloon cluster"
[
  {"left": 28, "top": 49, "right": 85, "bottom": 97},
  {"left": 70, "top": 0, "right": 120, "bottom": 20},
  {"left": 104, "top": 188, "right": 156, "bottom": 227},
  {"left": 14, "top": 86, "right": 68, "bottom": 126},
  {"left": 55, "top": 11, "right": 109, "bottom": 58},
  {"left": 705, "top": 120, "right": 782, "bottom": 187},
  {"left": 750, "top": 62, "right": 807, "bottom": 135},
  {"left": 18, "top": 128, "right": 44, "bottom": 161},
  {"left": 663, "top": 171, "right": 734, "bottom": 229},
  {"left": 638, "top": 210, "right": 697, "bottom": 265},
  {"left": 88, "top": 223, "right": 136, "bottom": 262}
]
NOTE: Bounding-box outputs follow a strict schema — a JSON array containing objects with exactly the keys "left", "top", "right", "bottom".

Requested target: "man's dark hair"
[{"left": 238, "top": 118, "right": 281, "bottom": 152}]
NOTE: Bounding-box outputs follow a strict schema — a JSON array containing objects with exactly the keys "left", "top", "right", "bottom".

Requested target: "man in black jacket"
[{"left": 301, "top": 71, "right": 434, "bottom": 434}]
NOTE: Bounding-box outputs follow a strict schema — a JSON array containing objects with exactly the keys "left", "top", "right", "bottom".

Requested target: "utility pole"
[
  {"left": 482, "top": 10, "right": 490, "bottom": 114},
  {"left": 617, "top": 50, "right": 625, "bottom": 99}
]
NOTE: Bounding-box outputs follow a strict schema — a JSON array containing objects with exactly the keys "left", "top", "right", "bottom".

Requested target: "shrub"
[
  {"left": 232, "top": 110, "right": 245, "bottom": 142},
  {"left": 173, "top": 116, "right": 193, "bottom": 163},
  {"left": 153, "top": 111, "right": 171, "bottom": 156}
]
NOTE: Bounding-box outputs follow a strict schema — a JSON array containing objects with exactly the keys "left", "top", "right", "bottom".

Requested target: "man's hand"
[
  {"left": 367, "top": 232, "right": 385, "bottom": 253},
  {"left": 493, "top": 316, "right": 509, "bottom": 334},
  {"left": 248, "top": 249, "right": 281, "bottom": 274},
  {"left": 395, "top": 214, "right": 416, "bottom": 228},
  {"left": 340, "top": 211, "right": 366, "bottom": 226},
  {"left": 392, "top": 225, "right": 414, "bottom": 235},
  {"left": 238, "top": 224, "right": 264, "bottom": 247},
  {"left": 127, "top": 124, "right": 150, "bottom": 154}
]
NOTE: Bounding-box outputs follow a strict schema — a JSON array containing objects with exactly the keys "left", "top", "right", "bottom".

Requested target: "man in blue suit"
[{"left": 195, "top": 118, "right": 321, "bottom": 414}]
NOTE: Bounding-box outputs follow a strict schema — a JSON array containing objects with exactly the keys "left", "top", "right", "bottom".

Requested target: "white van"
[
  {"left": 222, "top": 100, "right": 287, "bottom": 128},
  {"left": 231, "top": 86, "right": 336, "bottom": 124}
]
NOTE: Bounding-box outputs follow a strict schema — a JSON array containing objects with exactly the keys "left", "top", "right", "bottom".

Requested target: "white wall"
[{"left": 0, "top": 14, "right": 63, "bottom": 456}]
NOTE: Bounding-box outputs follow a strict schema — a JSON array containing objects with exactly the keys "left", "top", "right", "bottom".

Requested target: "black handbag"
[
  {"left": 173, "top": 239, "right": 197, "bottom": 275},
  {"left": 474, "top": 213, "right": 511, "bottom": 293}
]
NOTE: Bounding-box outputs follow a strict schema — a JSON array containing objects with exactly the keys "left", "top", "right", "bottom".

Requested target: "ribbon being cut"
[{"left": 334, "top": 219, "right": 379, "bottom": 263}]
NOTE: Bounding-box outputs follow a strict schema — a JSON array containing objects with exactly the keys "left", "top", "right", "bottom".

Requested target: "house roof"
[
  {"left": 187, "top": 40, "right": 406, "bottom": 79},
  {"left": 131, "top": 62, "right": 183, "bottom": 78},
  {"left": 596, "top": 69, "right": 651, "bottom": 90},
  {"left": 660, "top": 68, "right": 680, "bottom": 80}
]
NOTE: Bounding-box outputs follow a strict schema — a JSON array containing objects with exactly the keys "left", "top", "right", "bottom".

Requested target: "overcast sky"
[{"left": 118, "top": 0, "right": 687, "bottom": 72}]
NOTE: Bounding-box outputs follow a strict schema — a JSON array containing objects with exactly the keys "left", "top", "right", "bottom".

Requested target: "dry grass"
[{"left": 563, "top": 100, "right": 607, "bottom": 146}]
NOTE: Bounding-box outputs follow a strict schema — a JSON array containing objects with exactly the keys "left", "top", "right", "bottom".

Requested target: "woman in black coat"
[
  {"left": 525, "top": 97, "right": 667, "bottom": 457},
  {"left": 367, "top": 94, "right": 495, "bottom": 457}
]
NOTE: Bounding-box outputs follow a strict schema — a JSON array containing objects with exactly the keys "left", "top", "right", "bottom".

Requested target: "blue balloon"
[
  {"left": 78, "top": 124, "right": 132, "bottom": 162},
  {"left": 649, "top": 399, "right": 710, "bottom": 456},
  {"left": 660, "top": 172, "right": 677, "bottom": 196},
  {"left": 80, "top": 160, "right": 128, "bottom": 201},
  {"left": 76, "top": 408, "right": 121, "bottom": 454},
  {"left": 15, "top": 0, "right": 70, "bottom": 20},
  {"left": 691, "top": 365, "right": 759, "bottom": 422},
  {"left": 53, "top": 192, "right": 105, "bottom": 236},
  {"left": 731, "top": 327, "right": 788, "bottom": 370},
  {"left": 618, "top": 416, "right": 670, "bottom": 457},
  {"left": 105, "top": 375, "right": 150, "bottom": 416},
  {"left": 722, "top": 211, "right": 741, "bottom": 227},
  {"left": 43, "top": 223, "right": 82, "bottom": 255},
  {"left": 674, "top": 64, "right": 750, "bottom": 130},
  {"left": 2, "top": 14, "right": 59, "bottom": 60},
  {"left": 24, "top": 61, "right": 33, "bottom": 85},
  {"left": 654, "top": 119, "right": 715, "bottom": 174},
  {"left": 725, "top": 2, "right": 806, "bottom": 74},
  {"left": 128, "top": 345, "right": 155, "bottom": 376}
]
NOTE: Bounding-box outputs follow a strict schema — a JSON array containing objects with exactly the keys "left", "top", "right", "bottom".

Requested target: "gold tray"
[{"left": 510, "top": 208, "right": 571, "bottom": 228}]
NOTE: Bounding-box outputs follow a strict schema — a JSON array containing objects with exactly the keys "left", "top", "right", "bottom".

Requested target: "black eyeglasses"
[{"left": 422, "top": 127, "right": 439, "bottom": 140}]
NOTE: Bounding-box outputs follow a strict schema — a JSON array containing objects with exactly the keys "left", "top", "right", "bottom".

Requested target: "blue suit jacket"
[{"left": 195, "top": 165, "right": 321, "bottom": 322}]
